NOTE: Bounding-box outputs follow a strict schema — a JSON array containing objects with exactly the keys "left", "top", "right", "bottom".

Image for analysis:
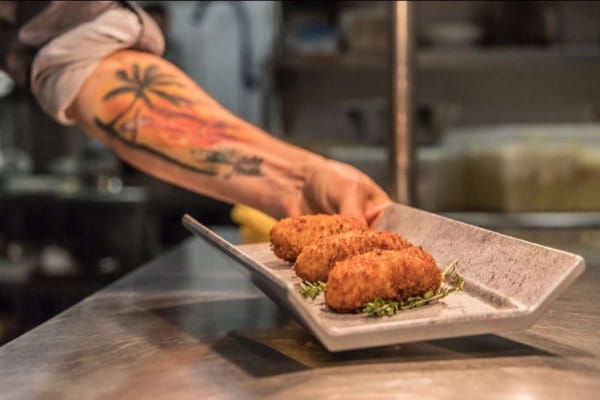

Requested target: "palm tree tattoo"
[
  {"left": 96, "top": 63, "right": 192, "bottom": 136},
  {"left": 94, "top": 63, "right": 263, "bottom": 178}
]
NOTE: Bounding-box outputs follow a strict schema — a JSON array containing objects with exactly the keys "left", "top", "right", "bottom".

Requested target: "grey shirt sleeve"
[{"left": 8, "top": 0, "right": 164, "bottom": 125}]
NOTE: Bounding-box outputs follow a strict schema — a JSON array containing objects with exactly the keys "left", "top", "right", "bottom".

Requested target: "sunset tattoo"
[{"left": 94, "top": 63, "right": 263, "bottom": 177}]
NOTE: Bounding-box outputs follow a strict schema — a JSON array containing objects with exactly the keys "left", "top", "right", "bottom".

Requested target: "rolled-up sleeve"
[{"left": 15, "top": 1, "right": 164, "bottom": 125}]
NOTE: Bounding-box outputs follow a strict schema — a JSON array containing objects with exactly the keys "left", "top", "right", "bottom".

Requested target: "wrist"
[{"left": 271, "top": 154, "right": 329, "bottom": 218}]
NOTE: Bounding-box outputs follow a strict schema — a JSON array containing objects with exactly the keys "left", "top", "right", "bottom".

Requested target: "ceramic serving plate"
[{"left": 182, "top": 203, "right": 585, "bottom": 352}]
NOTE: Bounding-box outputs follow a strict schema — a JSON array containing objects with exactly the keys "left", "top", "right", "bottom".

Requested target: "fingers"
[
  {"left": 294, "top": 158, "right": 390, "bottom": 224},
  {"left": 339, "top": 189, "right": 368, "bottom": 225},
  {"left": 344, "top": 178, "right": 391, "bottom": 226},
  {"left": 365, "top": 200, "right": 392, "bottom": 226}
]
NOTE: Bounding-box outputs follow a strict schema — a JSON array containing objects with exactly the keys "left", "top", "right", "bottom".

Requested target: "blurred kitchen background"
[{"left": 1, "top": 1, "right": 599, "bottom": 343}]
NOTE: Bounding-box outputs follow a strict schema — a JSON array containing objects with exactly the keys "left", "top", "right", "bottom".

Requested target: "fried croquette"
[
  {"left": 269, "top": 214, "right": 367, "bottom": 262},
  {"left": 324, "top": 247, "right": 442, "bottom": 312},
  {"left": 294, "top": 230, "right": 412, "bottom": 282}
]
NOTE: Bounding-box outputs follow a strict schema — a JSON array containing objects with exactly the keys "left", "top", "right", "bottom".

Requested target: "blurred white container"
[
  {"left": 445, "top": 124, "right": 600, "bottom": 211},
  {"left": 417, "top": 146, "right": 466, "bottom": 211}
]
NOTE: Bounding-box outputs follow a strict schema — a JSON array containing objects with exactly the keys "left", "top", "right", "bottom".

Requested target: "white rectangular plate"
[{"left": 183, "top": 203, "right": 585, "bottom": 352}]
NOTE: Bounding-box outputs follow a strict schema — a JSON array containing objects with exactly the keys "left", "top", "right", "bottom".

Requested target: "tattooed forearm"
[
  {"left": 191, "top": 149, "right": 263, "bottom": 178},
  {"left": 94, "top": 63, "right": 263, "bottom": 178}
]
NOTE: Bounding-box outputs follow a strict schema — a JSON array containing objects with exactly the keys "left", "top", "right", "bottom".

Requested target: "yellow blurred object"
[{"left": 231, "top": 204, "right": 277, "bottom": 244}]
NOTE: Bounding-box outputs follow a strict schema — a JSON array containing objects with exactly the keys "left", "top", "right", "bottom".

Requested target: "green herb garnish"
[
  {"left": 362, "top": 298, "right": 400, "bottom": 317},
  {"left": 298, "top": 281, "right": 327, "bottom": 300},
  {"left": 363, "top": 260, "right": 464, "bottom": 317}
]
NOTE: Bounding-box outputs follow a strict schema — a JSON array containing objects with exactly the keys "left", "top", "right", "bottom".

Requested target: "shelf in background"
[
  {"left": 419, "top": 46, "right": 600, "bottom": 69},
  {"left": 275, "top": 52, "right": 387, "bottom": 71},
  {"left": 275, "top": 46, "right": 600, "bottom": 72}
]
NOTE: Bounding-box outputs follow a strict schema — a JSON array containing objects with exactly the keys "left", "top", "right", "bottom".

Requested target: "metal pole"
[{"left": 390, "top": 1, "right": 415, "bottom": 205}]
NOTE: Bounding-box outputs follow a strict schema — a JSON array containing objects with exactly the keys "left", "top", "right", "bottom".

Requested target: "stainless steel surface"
[
  {"left": 183, "top": 205, "right": 584, "bottom": 351},
  {"left": 390, "top": 1, "right": 415, "bottom": 205},
  {"left": 0, "top": 233, "right": 598, "bottom": 399}
]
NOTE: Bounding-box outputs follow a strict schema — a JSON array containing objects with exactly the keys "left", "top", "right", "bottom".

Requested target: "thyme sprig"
[
  {"left": 363, "top": 260, "right": 464, "bottom": 317},
  {"left": 298, "top": 281, "right": 327, "bottom": 300}
]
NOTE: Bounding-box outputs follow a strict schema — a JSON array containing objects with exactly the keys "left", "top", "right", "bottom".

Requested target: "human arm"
[{"left": 68, "top": 50, "right": 390, "bottom": 223}]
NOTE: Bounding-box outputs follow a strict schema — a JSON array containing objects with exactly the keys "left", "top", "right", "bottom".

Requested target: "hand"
[{"left": 288, "top": 159, "right": 391, "bottom": 226}]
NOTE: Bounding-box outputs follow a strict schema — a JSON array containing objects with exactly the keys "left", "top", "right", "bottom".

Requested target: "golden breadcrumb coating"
[
  {"left": 294, "top": 230, "right": 412, "bottom": 282},
  {"left": 269, "top": 214, "right": 366, "bottom": 262},
  {"left": 325, "top": 247, "right": 442, "bottom": 312}
]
